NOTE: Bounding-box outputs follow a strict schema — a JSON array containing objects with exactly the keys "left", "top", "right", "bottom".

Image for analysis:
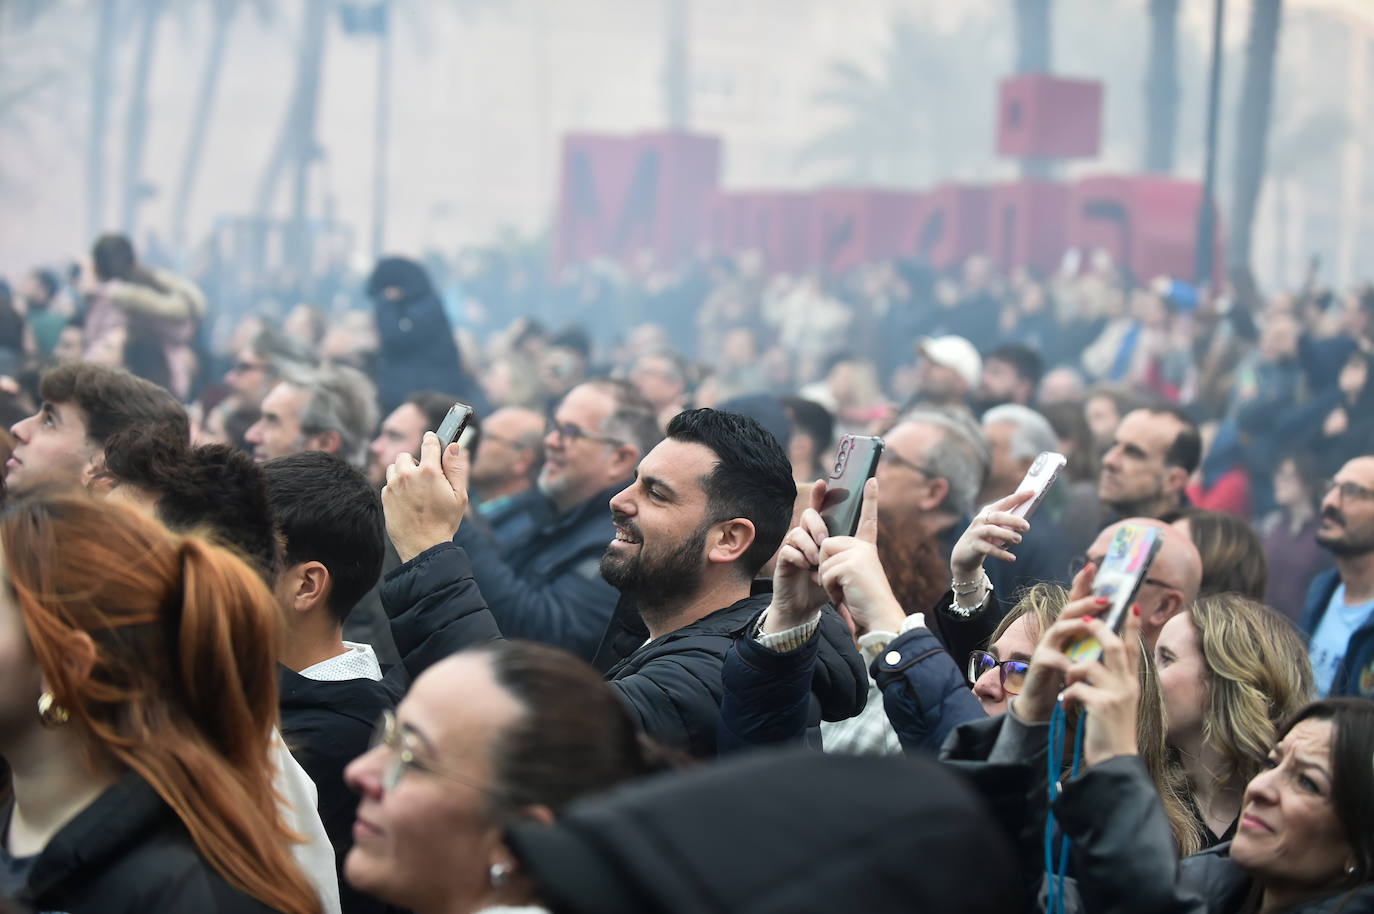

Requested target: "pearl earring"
[{"left": 489, "top": 862, "right": 511, "bottom": 888}]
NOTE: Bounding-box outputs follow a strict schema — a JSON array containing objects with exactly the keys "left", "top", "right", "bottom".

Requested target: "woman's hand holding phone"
[{"left": 950, "top": 489, "right": 1032, "bottom": 584}]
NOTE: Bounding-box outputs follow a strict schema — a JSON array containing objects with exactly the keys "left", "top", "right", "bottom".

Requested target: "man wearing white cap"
[{"left": 913, "top": 335, "right": 982, "bottom": 411}]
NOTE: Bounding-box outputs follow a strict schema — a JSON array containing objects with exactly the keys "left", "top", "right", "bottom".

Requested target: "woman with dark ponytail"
[
  {"left": 81, "top": 233, "right": 206, "bottom": 399},
  {"left": 0, "top": 496, "right": 319, "bottom": 913},
  {"left": 344, "top": 640, "right": 677, "bottom": 914}
]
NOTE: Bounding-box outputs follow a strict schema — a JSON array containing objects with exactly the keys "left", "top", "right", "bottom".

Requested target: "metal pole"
[
  {"left": 371, "top": 0, "right": 392, "bottom": 259},
  {"left": 1195, "top": 0, "right": 1226, "bottom": 287}
]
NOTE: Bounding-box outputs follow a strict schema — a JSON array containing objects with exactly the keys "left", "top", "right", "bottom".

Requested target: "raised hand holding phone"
[
  {"left": 763, "top": 479, "right": 831, "bottom": 633},
  {"left": 817, "top": 478, "right": 906, "bottom": 636},
  {"left": 1063, "top": 524, "right": 1162, "bottom": 663},
  {"left": 382, "top": 431, "right": 469, "bottom": 563},
  {"left": 819, "top": 435, "right": 884, "bottom": 538}
]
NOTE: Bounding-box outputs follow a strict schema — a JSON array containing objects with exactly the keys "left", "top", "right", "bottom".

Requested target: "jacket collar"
[{"left": 18, "top": 770, "right": 171, "bottom": 901}]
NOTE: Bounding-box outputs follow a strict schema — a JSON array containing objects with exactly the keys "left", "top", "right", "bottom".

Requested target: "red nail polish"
[
  {"left": 1094, "top": 597, "right": 1109, "bottom": 605},
  {"left": 1132, "top": 603, "right": 1141, "bottom": 617}
]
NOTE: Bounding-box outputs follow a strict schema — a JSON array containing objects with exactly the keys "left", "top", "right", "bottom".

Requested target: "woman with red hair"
[{"left": 0, "top": 496, "right": 319, "bottom": 913}]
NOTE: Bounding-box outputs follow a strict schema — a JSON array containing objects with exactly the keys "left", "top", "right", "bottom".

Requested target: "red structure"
[
  {"left": 987, "top": 180, "right": 1072, "bottom": 274},
  {"left": 995, "top": 75, "right": 1103, "bottom": 160},
  {"left": 552, "top": 74, "right": 1219, "bottom": 283},
  {"left": 554, "top": 131, "right": 720, "bottom": 272},
  {"left": 1067, "top": 176, "right": 1222, "bottom": 282}
]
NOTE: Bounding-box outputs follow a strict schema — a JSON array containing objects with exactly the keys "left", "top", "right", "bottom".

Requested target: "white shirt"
[
  {"left": 271, "top": 729, "right": 342, "bottom": 914},
  {"left": 299, "top": 641, "right": 384, "bottom": 683}
]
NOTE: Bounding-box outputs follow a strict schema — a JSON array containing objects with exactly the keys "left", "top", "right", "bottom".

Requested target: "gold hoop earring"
[{"left": 37, "top": 691, "right": 68, "bottom": 728}]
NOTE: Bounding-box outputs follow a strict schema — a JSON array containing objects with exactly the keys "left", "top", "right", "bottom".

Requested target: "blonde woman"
[{"left": 1154, "top": 593, "right": 1314, "bottom": 846}]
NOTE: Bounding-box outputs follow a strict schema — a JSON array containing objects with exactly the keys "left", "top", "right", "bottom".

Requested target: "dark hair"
[
  {"left": 986, "top": 343, "right": 1044, "bottom": 388},
  {"left": 1277, "top": 699, "right": 1374, "bottom": 885},
  {"left": 405, "top": 390, "right": 482, "bottom": 459},
  {"left": 101, "top": 427, "right": 281, "bottom": 584},
  {"left": 31, "top": 269, "right": 59, "bottom": 304},
  {"left": 1143, "top": 405, "right": 1201, "bottom": 475},
  {"left": 91, "top": 233, "right": 166, "bottom": 292},
  {"left": 665, "top": 408, "right": 795, "bottom": 578},
  {"left": 781, "top": 396, "right": 835, "bottom": 455},
  {"left": 222, "top": 403, "right": 261, "bottom": 453},
  {"left": 1179, "top": 509, "right": 1268, "bottom": 600},
  {"left": 261, "top": 451, "right": 384, "bottom": 625},
  {"left": 1040, "top": 400, "right": 1098, "bottom": 483},
  {"left": 479, "top": 641, "right": 676, "bottom": 814},
  {"left": 38, "top": 362, "right": 189, "bottom": 446}
]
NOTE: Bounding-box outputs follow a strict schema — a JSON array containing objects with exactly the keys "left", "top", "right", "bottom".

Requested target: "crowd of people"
[{"left": 0, "top": 230, "right": 1370, "bottom": 913}]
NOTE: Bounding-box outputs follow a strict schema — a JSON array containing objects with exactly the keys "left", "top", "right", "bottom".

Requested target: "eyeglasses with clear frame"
[
  {"left": 1323, "top": 479, "right": 1374, "bottom": 502},
  {"left": 966, "top": 650, "right": 1030, "bottom": 694},
  {"left": 546, "top": 419, "right": 624, "bottom": 448},
  {"left": 368, "top": 709, "right": 494, "bottom": 795}
]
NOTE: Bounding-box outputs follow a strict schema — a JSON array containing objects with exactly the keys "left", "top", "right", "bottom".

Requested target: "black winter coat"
[
  {"left": 280, "top": 540, "right": 502, "bottom": 914},
  {"left": 382, "top": 544, "right": 867, "bottom": 759},
  {"left": 4, "top": 772, "right": 276, "bottom": 913}
]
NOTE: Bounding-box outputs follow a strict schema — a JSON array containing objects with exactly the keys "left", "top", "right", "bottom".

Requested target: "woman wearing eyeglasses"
[
  {"left": 963, "top": 581, "right": 1200, "bottom": 856},
  {"left": 343, "top": 640, "right": 674, "bottom": 914},
  {"left": 0, "top": 497, "right": 319, "bottom": 913}
]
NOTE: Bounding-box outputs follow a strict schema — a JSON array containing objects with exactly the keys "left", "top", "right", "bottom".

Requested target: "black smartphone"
[
  {"left": 819, "top": 435, "right": 885, "bottom": 538},
  {"left": 435, "top": 403, "right": 475, "bottom": 448}
]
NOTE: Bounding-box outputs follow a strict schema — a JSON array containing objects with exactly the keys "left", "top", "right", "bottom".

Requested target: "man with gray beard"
[{"left": 456, "top": 379, "right": 661, "bottom": 660}]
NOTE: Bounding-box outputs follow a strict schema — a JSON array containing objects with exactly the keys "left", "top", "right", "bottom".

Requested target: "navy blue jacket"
[
  {"left": 457, "top": 482, "right": 624, "bottom": 661},
  {"left": 1299, "top": 567, "right": 1374, "bottom": 699},
  {"left": 369, "top": 269, "right": 489, "bottom": 416},
  {"left": 715, "top": 589, "right": 998, "bottom": 755}
]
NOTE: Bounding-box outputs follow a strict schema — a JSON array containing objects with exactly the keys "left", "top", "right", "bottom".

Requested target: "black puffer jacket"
[
  {"left": 381, "top": 544, "right": 867, "bottom": 759},
  {"left": 5, "top": 772, "right": 276, "bottom": 913}
]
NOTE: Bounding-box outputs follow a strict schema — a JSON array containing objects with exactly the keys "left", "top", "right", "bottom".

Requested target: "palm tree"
[
  {"left": 87, "top": 0, "right": 118, "bottom": 238},
  {"left": 120, "top": 0, "right": 167, "bottom": 235},
  {"left": 1265, "top": 105, "right": 1346, "bottom": 287},
  {"left": 1228, "top": 0, "right": 1283, "bottom": 275},
  {"left": 1144, "top": 0, "right": 1180, "bottom": 172},
  {"left": 798, "top": 17, "right": 999, "bottom": 187},
  {"left": 171, "top": 0, "right": 270, "bottom": 252},
  {"left": 1013, "top": 0, "right": 1052, "bottom": 73},
  {"left": 662, "top": 0, "right": 689, "bottom": 129}
]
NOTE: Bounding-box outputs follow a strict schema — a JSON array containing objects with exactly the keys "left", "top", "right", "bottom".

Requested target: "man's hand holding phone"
[
  {"left": 816, "top": 478, "right": 905, "bottom": 637},
  {"left": 950, "top": 489, "right": 1032, "bottom": 584},
  {"left": 763, "top": 479, "right": 831, "bottom": 634},
  {"left": 383, "top": 432, "right": 469, "bottom": 563}
]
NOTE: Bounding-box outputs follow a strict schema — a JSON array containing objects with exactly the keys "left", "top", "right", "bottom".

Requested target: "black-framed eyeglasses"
[
  {"left": 967, "top": 650, "right": 1029, "bottom": 694},
  {"left": 546, "top": 419, "right": 624, "bottom": 448},
  {"left": 881, "top": 450, "right": 937, "bottom": 478},
  {"left": 1323, "top": 479, "right": 1374, "bottom": 502},
  {"left": 368, "top": 710, "right": 494, "bottom": 795},
  {"left": 1068, "top": 553, "right": 1176, "bottom": 591}
]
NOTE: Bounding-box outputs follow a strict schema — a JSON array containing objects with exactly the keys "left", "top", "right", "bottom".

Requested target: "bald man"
[{"left": 1078, "top": 518, "right": 1203, "bottom": 649}]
